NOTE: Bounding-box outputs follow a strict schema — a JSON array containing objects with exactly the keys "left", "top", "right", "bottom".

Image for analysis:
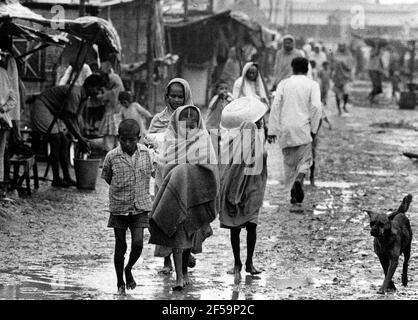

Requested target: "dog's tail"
[{"left": 388, "top": 194, "right": 413, "bottom": 220}]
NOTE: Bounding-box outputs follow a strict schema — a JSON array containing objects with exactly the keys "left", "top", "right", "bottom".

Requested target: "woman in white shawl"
[{"left": 232, "top": 62, "right": 269, "bottom": 106}]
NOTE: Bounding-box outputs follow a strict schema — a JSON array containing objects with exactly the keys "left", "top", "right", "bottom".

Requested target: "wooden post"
[
  {"left": 409, "top": 40, "right": 415, "bottom": 87},
  {"left": 146, "top": 0, "right": 156, "bottom": 113},
  {"left": 79, "top": 0, "right": 86, "bottom": 17},
  {"left": 184, "top": 0, "right": 188, "bottom": 21}
]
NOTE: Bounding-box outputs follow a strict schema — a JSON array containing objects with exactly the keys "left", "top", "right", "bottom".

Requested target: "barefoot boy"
[{"left": 101, "top": 119, "right": 154, "bottom": 295}]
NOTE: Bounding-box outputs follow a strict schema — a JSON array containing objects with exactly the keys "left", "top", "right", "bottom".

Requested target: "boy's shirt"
[
  {"left": 101, "top": 144, "right": 153, "bottom": 215},
  {"left": 268, "top": 75, "right": 322, "bottom": 148}
]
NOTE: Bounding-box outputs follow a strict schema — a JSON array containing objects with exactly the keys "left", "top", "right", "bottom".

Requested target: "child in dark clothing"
[{"left": 319, "top": 61, "right": 331, "bottom": 106}]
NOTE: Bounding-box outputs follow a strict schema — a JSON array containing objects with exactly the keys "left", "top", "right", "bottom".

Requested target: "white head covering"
[
  {"left": 158, "top": 105, "right": 216, "bottom": 165},
  {"left": 235, "top": 62, "right": 269, "bottom": 103},
  {"left": 220, "top": 96, "right": 268, "bottom": 130}
]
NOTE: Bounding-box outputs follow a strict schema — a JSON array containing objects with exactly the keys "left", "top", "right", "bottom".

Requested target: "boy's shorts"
[{"left": 108, "top": 211, "right": 150, "bottom": 230}]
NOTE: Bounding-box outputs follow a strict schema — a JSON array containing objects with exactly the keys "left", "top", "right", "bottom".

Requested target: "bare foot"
[
  {"left": 125, "top": 268, "right": 136, "bottom": 290},
  {"left": 188, "top": 254, "right": 196, "bottom": 268},
  {"left": 227, "top": 264, "right": 242, "bottom": 275},
  {"left": 245, "top": 263, "right": 262, "bottom": 275},
  {"left": 117, "top": 284, "right": 126, "bottom": 295},
  {"left": 183, "top": 274, "right": 193, "bottom": 286},
  {"left": 172, "top": 277, "right": 184, "bottom": 291}
]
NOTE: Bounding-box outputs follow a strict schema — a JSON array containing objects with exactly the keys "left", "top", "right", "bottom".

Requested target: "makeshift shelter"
[
  {"left": 1, "top": 0, "right": 122, "bottom": 97},
  {"left": 1, "top": 1, "right": 121, "bottom": 55},
  {"left": 1, "top": 0, "right": 124, "bottom": 147},
  {"left": 163, "top": 2, "right": 277, "bottom": 107}
]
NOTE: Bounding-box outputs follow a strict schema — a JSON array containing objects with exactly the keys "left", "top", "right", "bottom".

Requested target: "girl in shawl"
[
  {"left": 149, "top": 105, "right": 219, "bottom": 291},
  {"left": 205, "top": 80, "right": 233, "bottom": 158},
  {"left": 145, "top": 78, "right": 196, "bottom": 274},
  {"left": 219, "top": 96, "right": 268, "bottom": 277},
  {"left": 232, "top": 62, "right": 269, "bottom": 106}
]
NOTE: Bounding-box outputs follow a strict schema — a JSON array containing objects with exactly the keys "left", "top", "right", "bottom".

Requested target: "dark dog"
[{"left": 366, "top": 194, "right": 413, "bottom": 294}]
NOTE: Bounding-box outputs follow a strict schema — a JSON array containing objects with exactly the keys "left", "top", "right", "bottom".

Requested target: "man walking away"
[{"left": 267, "top": 57, "right": 322, "bottom": 209}]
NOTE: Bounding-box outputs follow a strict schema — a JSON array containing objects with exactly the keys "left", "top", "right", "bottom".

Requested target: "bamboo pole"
[
  {"left": 146, "top": 0, "right": 156, "bottom": 113},
  {"left": 79, "top": 0, "right": 86, "bottom": 17},
  {"left": 184, "top": 0, "right": 188, "bottom": 22}
]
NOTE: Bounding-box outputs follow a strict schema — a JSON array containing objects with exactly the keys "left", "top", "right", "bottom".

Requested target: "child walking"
[
  {"left": 145, "top": 78, "right": 198, "bottom": 275},
  {"left": 205, "top": 80, "right": 233, "bottom": 157},
  {"left": 149, "top": 105, "right": 219, "bottom": 291},
  {"left": 219, "top": 96, "right": 268, "bottom": 277},
  {"left": 101, "top": 119, "right": 154, "bottom": 295},
  {"left": 318, "top": 61, "right": 331, "bottom": 107}
]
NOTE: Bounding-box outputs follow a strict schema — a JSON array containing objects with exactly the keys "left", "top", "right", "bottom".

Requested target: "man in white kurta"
[{"left": 267, "top": 57, "right": 322, "bottom": 205}]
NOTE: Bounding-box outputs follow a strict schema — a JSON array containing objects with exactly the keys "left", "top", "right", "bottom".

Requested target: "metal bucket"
[
  {"left": 399, "top": 91, "right": 416, "bottom": 110},
  {"left": 73, "top": 158, "right": 101, "bottom": 190}
]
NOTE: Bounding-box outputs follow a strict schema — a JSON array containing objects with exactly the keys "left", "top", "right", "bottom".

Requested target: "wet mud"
[{"left": 2, "top": 84, "right": 418, "bottom": 300}]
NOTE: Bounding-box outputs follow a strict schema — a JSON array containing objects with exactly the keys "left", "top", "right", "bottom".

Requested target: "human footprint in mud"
[
  {"left": 219, "top": 96, "right": 268, "bottom": 276},
  {"left": 101, "top": 119, "right": 154, "bottom": 295},
  {"left": 149, "top": 105, "right": 219, "bottom": 291}
]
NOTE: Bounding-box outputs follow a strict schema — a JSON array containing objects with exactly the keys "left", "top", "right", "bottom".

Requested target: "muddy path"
[{"left": 2, "top": 87, "right": 418, "bottom": 300}]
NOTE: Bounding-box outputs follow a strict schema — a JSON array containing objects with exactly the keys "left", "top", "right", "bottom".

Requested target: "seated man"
[{"left": 31, "top": 74, "right": 104, "bottom": 187}]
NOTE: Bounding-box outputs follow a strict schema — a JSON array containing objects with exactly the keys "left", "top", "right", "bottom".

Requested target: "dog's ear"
[{"left": 365, "top": 210, "right": 376, "bottom": 219}]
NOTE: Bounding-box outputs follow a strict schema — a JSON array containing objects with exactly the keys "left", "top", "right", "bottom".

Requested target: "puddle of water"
[
  {"left": 341, "top": 189, "right": 354, "bottom": 213},
  {"left": 349, "top": 170, "right": 394, "bottom": 177},
  {"left": 263, "top": 201, "right": 279, "bottom": 209},
  {"left": 267, "top": 180, "right": 280, "bottom": 185},
  {"left": 313, "top": 190, "right": 335, "bottom": 216},
  {"left": 310, "top": 181, "right": 356, "bottom": 189},
  {"left": 374, "top": 129, "right": 418, "bottom": 148},
  {"left": 309, "top": 277, "right": 335, "bottom": 287}
]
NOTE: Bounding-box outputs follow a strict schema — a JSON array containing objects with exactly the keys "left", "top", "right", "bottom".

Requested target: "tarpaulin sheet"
[{"left": 0, "top": 0, "right": 121, "bottom": 56}]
